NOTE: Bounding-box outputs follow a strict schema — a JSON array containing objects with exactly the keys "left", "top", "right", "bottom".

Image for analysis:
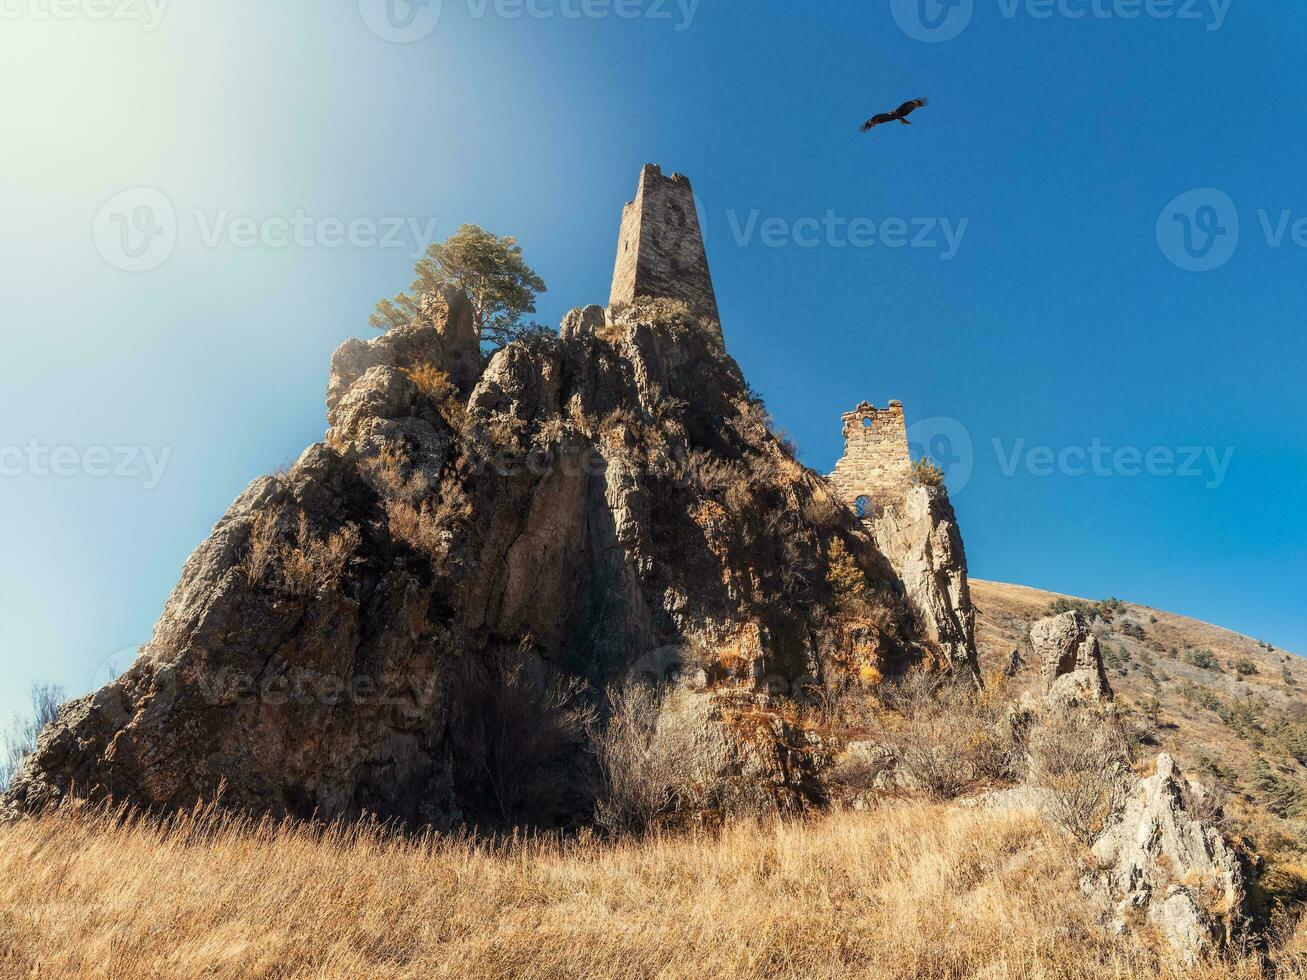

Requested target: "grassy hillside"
[
  {"left": 972, "top": 579, "right": 1307, "bottom": 911},
  {"left": 4, "top": 583, "right": 1306, "bottom": 978},
  {"left": 1, "top": 799, "right": 1303, "bottom": 980}
]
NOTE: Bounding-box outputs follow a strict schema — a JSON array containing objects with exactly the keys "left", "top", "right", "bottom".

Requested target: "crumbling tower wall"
[
  {"left": 610, "top": 163, "right": 722, "bottom": 342},
  {"left": 828, "top": 400, "right": 912, "bottom": 517}
]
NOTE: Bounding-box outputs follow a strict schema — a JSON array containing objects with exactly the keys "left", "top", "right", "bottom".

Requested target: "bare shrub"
[
  {"left": 483, "top": 413, "right": 527, "bottom": 452},
  {"left": 868, "top": 671, "right": 1022, "bottom": 800},
  {"left": 277, "top": 512, "right": 361, "bottom": 596},
  {"left": 681, "top": 448, "right": 744, "bottom": 498},
  {"left": 1181, "top": 775, "right": 1229, "bottom": 829},
  {"left": 830, "top": 740, "right": 896, "bottom": 795},
  {"left": 0, "top": 682, "right": 65, "bottom": 791},
  {"left": 452, "top": 654, "right": 596, "bottom": 827},
  {"left": 533, "top": 416, "right": 566, "bottom": 449},
  {"left": 591, "top": 684, "right": 677, "bottom": 834},
  {"left": 362, "top": 444, "right": 433, "bottom": 502},
  {"left": 1027, "top": 705, "right": 1131, "bottom": 844},
  {"left": 800, "top": 488, "right": 845, "bottom": 530},
  {"left": 591, "top": 685, "right": 724, "bottom": 834}
]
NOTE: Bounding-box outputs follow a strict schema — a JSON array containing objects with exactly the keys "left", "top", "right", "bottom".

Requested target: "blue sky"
[{"left": 1, "top": 1, "right": 1304, "bottom": 719}]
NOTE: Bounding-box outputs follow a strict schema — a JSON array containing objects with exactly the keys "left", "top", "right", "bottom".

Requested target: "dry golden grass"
[{"left": 2, "top": 799, "right": 1298, "bottom": 979}]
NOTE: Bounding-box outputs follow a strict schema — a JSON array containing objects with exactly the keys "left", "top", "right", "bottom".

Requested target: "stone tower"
[
  {"left": 828, "top": 401, "right": 912, "bottom": 518},
  {"left": 610, "top": 163, "right": 722, "bottom": 341}
]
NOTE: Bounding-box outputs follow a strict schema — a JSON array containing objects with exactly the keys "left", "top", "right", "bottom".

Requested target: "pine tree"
[{"left": 372, "top": 224, "right": 547, "bottom": 350}]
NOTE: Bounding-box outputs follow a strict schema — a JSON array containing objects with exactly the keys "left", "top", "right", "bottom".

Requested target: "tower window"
[{"left": 855, "top": 496, "right": 873, "bottom": 519}]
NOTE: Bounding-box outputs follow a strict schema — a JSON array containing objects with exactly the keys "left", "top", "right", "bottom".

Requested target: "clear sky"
[{"left": 1, "top": 1, "right": 1304, "bottom": 719}]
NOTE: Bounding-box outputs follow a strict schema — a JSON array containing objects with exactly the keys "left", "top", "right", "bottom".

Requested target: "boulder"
[{"left": 1030, "top": 611, "right": 1112, "bottom": 702}]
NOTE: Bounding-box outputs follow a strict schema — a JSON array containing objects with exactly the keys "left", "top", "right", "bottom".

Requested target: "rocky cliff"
[
  {"left": 5, "top": 164, "right": 988, "bottom": 829},
  {"left": 5, "top": 288, "right": 969, "bottom": 828}
]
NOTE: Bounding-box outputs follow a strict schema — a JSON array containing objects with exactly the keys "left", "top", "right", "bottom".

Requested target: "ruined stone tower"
[
  {"left": 610, "top": 163, "right": 722, "bottom": 341},
  {"left": 828, "top": 401, "right": 913, "bottom": 518}
]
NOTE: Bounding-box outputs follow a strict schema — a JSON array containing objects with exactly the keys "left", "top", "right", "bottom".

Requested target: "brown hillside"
[{"left": 973, "top": 578, "right": 1307, "bottom": 910}]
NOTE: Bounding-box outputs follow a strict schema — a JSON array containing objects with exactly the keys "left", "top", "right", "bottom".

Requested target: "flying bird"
[{"left": 860, "top": 98, "right": 929, "bottom": 133}]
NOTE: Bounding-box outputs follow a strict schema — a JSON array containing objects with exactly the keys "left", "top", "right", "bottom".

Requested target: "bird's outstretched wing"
[
  {"left": 895, "top": 97, "right": 929, "bottom": 117},
  {"left": 860, "top": 112, "right": 895, "bottom": 132}
]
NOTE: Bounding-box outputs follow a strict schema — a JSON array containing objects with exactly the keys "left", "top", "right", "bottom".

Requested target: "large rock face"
[
  {"left": 5, "top": 293, "right": 929, "bottom": 829},
  {"left": 1030, "top": 610, "right": 1112, "bottom": 702},
  {"left": 1085, "top": 753, "right": 1249, "bottom": 962}
]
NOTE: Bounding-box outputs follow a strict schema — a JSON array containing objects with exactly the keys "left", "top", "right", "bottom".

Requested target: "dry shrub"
[
  {"left": 911, "top": 456, "right": 946, "bottom": 487},
  {"left": 363, "top": 444, "right": 432, "bottom": 501},
  {"left": 482, "top": 412, "right": 527, "bottom": 452},
  {"left": 800, "top": 488, "right": 845, "bottom": 530},
  {"left": 385, "top": 476, "right": 472, "bottom": 564},
  {"left": 241, "top": 508, "right": 281, "bottom": 586},
  {"left": 406, "top": 363, "right": 466, "bottom": 429},
  {"left": 277, "top": 512, "right": 361, "bottom": 596},
  {"left": 592, "top": 684, "right": 676, "bottom": 833},
  {"left": 1027, "top": 704, "right": 1132, "bottom": 844},
  {"left": 533, "top": 415, "right": 566, "bottom": 449},
  {"left": 405, "top": 362, "right": 455, "bottom": 403},
  {"left": 384, "top": 498, "right": 441, "bottom": 554},
  {"left": 681, "top": 448, "right": 743, "bottom": 497},
  {"left": 240, "top": 509, "right": 360, "bottom": 595},
  {"left": 588, "top": 684, "right": 763, "bottom": 836},
  {"left": 863, "top": 671, "right": 1022, "bottom": 800},
  {"left": 825, "top": 539, "right": 873, "bottom": 618},
  {"left": 629, "top": 295, "right": 693, "bottom": 325}
]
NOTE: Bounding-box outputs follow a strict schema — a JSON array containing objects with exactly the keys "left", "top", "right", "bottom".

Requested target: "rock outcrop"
[
  {"left": 1030, "top": 610, "right": 1112, "bottom": 702},
  {"left": 867, "top": 484, "right": 977, "bottom": 681},
  {"left": 4, "top": 292, "right": 929, "bottom": 829},
  {"left": 1084, "top": 753, "right": 1249, "bottom": 962}
]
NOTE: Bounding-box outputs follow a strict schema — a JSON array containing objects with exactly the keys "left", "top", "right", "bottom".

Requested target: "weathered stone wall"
[
  {"left": 610, "top": 163, "right": 722, "bottom": 343},
  {"left": 828, "top": 401, "right": 912, "bottom": 516}
]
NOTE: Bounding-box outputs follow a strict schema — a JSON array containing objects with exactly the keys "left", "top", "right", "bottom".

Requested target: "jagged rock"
[
  {"left": 4, "top": 297, "right": 926, "bottom": 830},
  {"left": 1030, "top": 611, "right": 1112, "bottom": 702},
  {"left": 326, "top": 286, "right": 479, "bottom": 423},
  {"left": 868, "top": 484, "right": 978, "bottom": 680},
  {"left": 1083, "top": 753, "right": 1248, "bottom": 963}
]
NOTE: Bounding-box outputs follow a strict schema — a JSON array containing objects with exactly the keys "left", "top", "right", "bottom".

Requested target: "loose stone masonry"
[
  {"left": 609, "top": 163, "right": 722, "bottom": 343},
  {"left": 828, "top": 400, "right": 913, "bottom": 518}
]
